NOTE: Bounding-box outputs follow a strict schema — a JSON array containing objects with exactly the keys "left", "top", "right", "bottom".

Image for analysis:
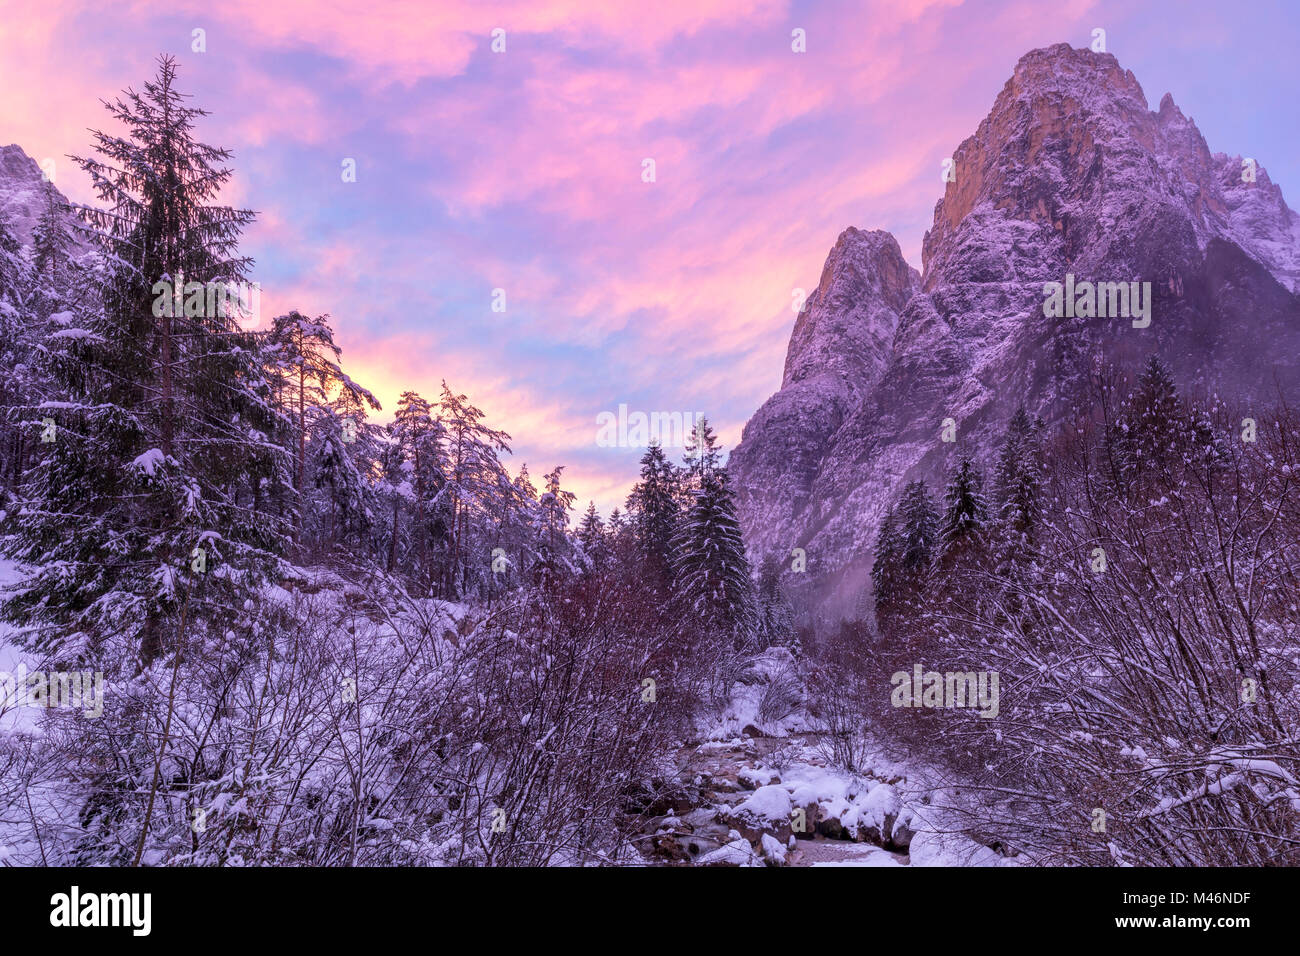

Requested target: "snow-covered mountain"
[
  {"left": 0, "top": 144, "right": 61, "bottom": 244},
  {"left": 730, "top": 43, "right": 1300, "bottom": 617},
  {"left": 0, "top": 142, "right": 92, "bottom": 272}
]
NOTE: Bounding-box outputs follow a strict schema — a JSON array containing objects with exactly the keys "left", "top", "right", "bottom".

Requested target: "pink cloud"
[{"left": 7, "top": 0, "right": 1282, "bottom": 519}]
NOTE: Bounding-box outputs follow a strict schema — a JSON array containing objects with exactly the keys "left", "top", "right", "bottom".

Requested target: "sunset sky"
[{"left": 2, "top": 0, "right": 1297, "bottom": 515}]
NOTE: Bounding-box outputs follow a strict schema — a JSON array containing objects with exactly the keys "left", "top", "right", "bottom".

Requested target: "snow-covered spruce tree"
[
  {"left": 897, "top": 479, "right": 939, "bottom": 579},
  {"left": 0, "top": 211, "right": 27, "bottom": 307},
  {"left": 870, "top": 504, "right": 902, "bottom": 618},
  {"left": 680, "top": 414, "right": 717, "bottom": 479},
  {"left": 308, "top": 406, "right": 376, "bottom": 557},
  {"left": 0, "top": 210, "right": 37, "bottom": 493},
  {"left": 261, "top": 310, "right": 380, "bottom": 547},
  {"left": 492, "top": 462, "right": 541, "bottom": 592},
  {"left": 30, "top": 180, "right": 98, "bottom": 333},
  {"left": 991, "top": 407, "right": 1044, "bottom": 575},
  {"left": 605, "top": 505, "right": 635, "bottom": 574},
  {"left": 2, "top": 55, "right": 292, "bottom": 666},
  {"left": 1129, "top": 355, "right": 1182, "bottom": 474},
  {"left": 670, "top": 419, "right": 755, "bottom": 648},
  {"left": 576, "top": 500, "right": 607, "bottom": 576},
  {"left": 877, "top": 479, "right": 941, "bottom": 657},
  {"left": 938, "top": 455, "right": 987, "bottom": 568},
  {"left": 3, "top": 186, "right": 96, "bottom": 496},
  {"left": 1090, "top": 361, "right": 1140, "bottom": 501},
  {"left": 389, "top": 390, "right": 452, "bottom": 591},
  {"left": 313, "top": 360, "right": 389, "bottom": 564},
  {"left": 1118, "top": 355, "right": 1224, "bottom": 489},
  {"left": 373, "top": 425, "right": 406, "bottom": 575},
  {"left": 626, "top": 441, "right": 680, "bottom": 597},
  {"left": 755, "top": 552, "right": 795, "bottom": 649},
  {"left": 31, "top": 180, "right": 79, "bottom": 293},
  {"left": 533, "top": 465, "right": 576, "bottom": 591},
  {"left": 437, "top": 380, "right": 512, "bottom": 598}
]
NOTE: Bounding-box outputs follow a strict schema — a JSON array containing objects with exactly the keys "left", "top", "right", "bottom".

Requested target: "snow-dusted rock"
[
  {"left": 724, "top": 784, "right": 793, "bottom": 844},
  {"left": 697, "top": 831, "right": 762, "bottom": 867}
]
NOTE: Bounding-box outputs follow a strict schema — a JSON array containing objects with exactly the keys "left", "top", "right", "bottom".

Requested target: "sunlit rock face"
[
  {"left": 0, "top": 144, "right": 55, "bottom": 244},
  {"left": 730, "top": 43, "right": 1300, "bottom": 619},
  {"left": 0, "top": 144, "right": 91, "bottom": 259}
]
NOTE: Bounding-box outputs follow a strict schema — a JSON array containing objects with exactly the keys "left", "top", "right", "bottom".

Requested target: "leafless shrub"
[
  {"left": 756, "top": 663, "right": 802, "bottom": 726},
  {"left": 896, "top": 389, "right": 1300, "bottom": 865},
  {"left": 5, "top": 567, "right": 704, "bottom": 866},
  {"left": 804, "top": 625, "right": 876, "bottom": 773}
]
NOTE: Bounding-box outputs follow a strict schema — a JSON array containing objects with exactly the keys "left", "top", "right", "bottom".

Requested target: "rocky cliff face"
[
  {"left": 0, "top": 144, "right": 60, "bottom": 244},
  {"left": 0, "top": 143, "right": 91, "bottom": 272},
  {"left": 730, "top": 43, "right": 1300, "bottom": 618}
]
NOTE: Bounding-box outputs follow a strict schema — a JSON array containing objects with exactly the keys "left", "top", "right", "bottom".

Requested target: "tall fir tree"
[
  {"left": 533, "top": 465, "right": 576, "bottom": 590},
  {"left": 992, "top": 407, "right": 1044, "bottom": 574},
  {"left": 755, "top": 552, "right": 795, "bottom": 649},
  {"left": 939, "top": 456, "right": 987, "bottom": 567},
  {"left": 390, "top": 390, "right": 452, "bottom": 591},
  {"left": 496, "top": 463, "right": 541, "bottom": 589},
  {"left": 605, "top": 505, "right": 635, "bottom": 575},
  {"left": 0, "top": 211, "right": 25, "bottom": 303},
  {"left": 871, "top": 505, "right": 902, "bottom": 617},
  {"left": 261, "top": 310, "right": 379, "bottom": 542},
  {"left": 0, "top": 211, "right": 36, "bottom": 492},
  {"left": 897, "top": 479, "right": 939, "bottom": 578},
  {"left": 1128, "top": 356, "right": 1183, "bottom": 479},
  {"left": 438, "top": 380, "right": 512, "bottom": 597},
  {"left": 681, "top": 415, "right": 720, "bottom": 480},
  {"left": 308, "top": 407, "right": 376, "bottom": 556},
  {"left": 3, "top": 56, "right": 291, "bottom": 665},
  {"left": 576, "top": 501, "right": 607, "bottom": 575},
  {"left": 31, "top": 180, "right": 78, "bottom": 290},
  {"left": 671, "top": 421, "right": 755, "bottom": 645},
  {"left": 626, "top": 441, "right": 680, "bottom": 596}
]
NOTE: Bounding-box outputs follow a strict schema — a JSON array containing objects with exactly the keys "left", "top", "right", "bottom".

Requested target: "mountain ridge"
[{"left": 730, "top": 42, "right": 1300, "bottom": 618}]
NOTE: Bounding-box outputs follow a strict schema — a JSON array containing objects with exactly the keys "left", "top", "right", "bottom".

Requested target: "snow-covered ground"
[
  {"left": 636, "top": 646, "right": 1021, "bottom": 867},
  {"left": 1, "top": 568, "right": 1015, "bottom": 867},
  {"left": 0, "top": 557, "right": 39, "bottom": 734},
  {"left": 0, "top": 557, "right": 85, "bottom": 865}
]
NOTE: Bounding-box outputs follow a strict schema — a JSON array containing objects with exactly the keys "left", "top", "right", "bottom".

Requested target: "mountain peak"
[
  {"left": 0, "top": 143, "right": 57, "bottom": 245},
  {"left": 918, "top": 41, "right": 1296, "bottom": 292},
  {"left": 1009, "top": 42, "right": 1145, "bottom": 104},
  {"left": 783, "top": 227, "right": 917, "bottom": 392},
  {"left": 0, "top": 143, "right": 42, "bottom": 183},
  {"left": 731, "top": 44, "right": 1300, "bottom": 617}
]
